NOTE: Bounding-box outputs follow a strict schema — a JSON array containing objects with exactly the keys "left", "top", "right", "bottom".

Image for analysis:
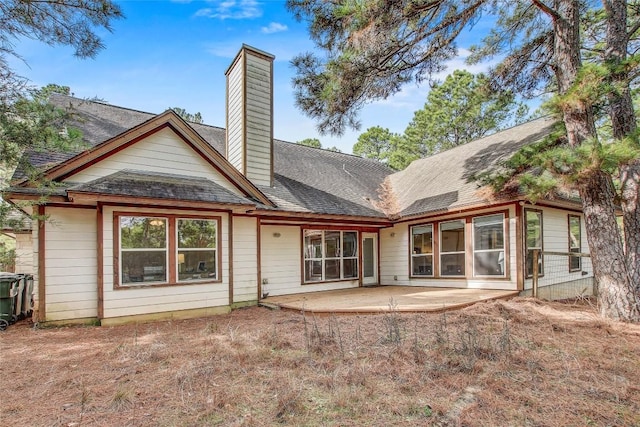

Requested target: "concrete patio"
[{"left": 260, "top": 286, "right": 518, "bottom": 314}]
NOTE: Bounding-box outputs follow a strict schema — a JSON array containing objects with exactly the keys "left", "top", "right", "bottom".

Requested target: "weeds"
[{"left": 382, "top": 297, "right": 403, "bottom": 344}]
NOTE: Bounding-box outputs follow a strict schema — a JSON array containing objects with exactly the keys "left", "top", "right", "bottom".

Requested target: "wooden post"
[{"left": 532, "top": 249, "right": 539, "bottom": 298}]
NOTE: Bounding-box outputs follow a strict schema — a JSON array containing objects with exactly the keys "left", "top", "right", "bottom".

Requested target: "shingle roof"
[
  {"left": 13, "top": 94, "right": 392, "bottom": 218},
  {"left": 10, "top": 95, "right": 556, "bottom": 220},
  {"left": 389, "top": 117, "right": 557, "bottom": 218},
  {"left": 68, "top": 170, "right": 253, "bottom": 206}
]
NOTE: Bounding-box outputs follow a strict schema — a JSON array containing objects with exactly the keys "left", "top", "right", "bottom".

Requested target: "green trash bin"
[
  {"left": 0, "top": 273, "right": 19, "bottom": 330},
  {"left": 13, "top": 274, "right": 25, "bottom": 320}
]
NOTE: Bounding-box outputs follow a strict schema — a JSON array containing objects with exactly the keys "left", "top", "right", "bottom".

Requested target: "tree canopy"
[
  {"left": 171, "top": 107, "right": 203, "bottom": 124},
  {"left": 296, "top": 138, "right": 322, "bottom": 148},
  {"left": 288, "top": 0, "right": 640, "bottom": 321}
]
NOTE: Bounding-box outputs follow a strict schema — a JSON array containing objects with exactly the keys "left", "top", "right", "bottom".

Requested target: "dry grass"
[{"left": 3, "top": 297, "right": 640, "bottom": 426}]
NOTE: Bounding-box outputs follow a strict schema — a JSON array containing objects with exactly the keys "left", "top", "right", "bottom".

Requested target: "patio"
[{"left": 260, "top": 286, "right": 518, "bottom": 314}]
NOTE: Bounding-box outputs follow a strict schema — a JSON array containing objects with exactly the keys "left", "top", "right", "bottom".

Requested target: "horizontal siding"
[
  {"left": 102, "top": 206, "right": 231, "bottom": 319},
  {"left": 14, "top": 234, "right": 34, "bottom": 275},
  {"left": 260, "top": 225, "right": 358, "bottom": 296},
  {"left": 232, "top": 216, "right": 258, "bottom": 302},
  {"left": 380, "top": 207, "right": 518, "bottom": 291},
  {"left": 227, "top": 57, "right": 244, "bottom": 173},
  {"left": 44, "top": 208, "right": 98, "bottom": 321},
  {"left": 65, "top": 127, "right": 241, "bottom": 195}
]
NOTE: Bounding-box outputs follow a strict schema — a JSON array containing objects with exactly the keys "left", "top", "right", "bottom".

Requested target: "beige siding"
[
  {"left": 227, "top": 58, "right": 245, "bottom": 173},
  {"left": 44, "top": 208, "right": 98, "bottom": 321},
  {"left": 14, "top": 234, "right": 34, "bottom": 275},
  {"left": 63, "top": 127, "right": 241, "bottom": 195},
  {"left": 260, "top": 225, "right": 359, "bottom": 296},
  {"left": 102, "top": 207, "right": 231, "bottom": 319},
  {"left": 244, "top": 53, "right": 272, "bottom": 186},
  {"left": 380, "top": 206, "right": 519, "bottom": 291},
  {"left": 232, "top": 216, "right": 258, "bottom": 303}
]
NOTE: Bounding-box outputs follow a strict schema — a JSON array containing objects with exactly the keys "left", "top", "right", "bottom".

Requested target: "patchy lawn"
[{"left": 2, "top": 297, "right": 640, "bottom": 426}]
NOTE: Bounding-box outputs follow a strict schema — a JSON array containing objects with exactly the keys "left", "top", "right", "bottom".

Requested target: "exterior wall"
[
  {"left": 102, "top": 206, "right": 231, "bottom": 319},
  {"left": 522, "top": 205, "right": 593, "bottom": 290},
  {"left": 225, "top": 47, "right": 273, "bottom": 187},
  {"left": 64, "top": 127, "right": 241, "bottom": 195},
  {"left": 244, "top": 53, "right": 272, "bottom": 186},
  {"left": 260, "top": 224, "right": 359, "bottom": 296},
  {"left": 44, "top": 207, "right": 98, "bottom": 321},
  {"left": 232, "top": 216, "right": 258, "bottom": 303},
  {"left": 380, "top": 205, "right": 519, "bottom": 291},
  {"left": 226, "top": 56, "right": 244, "bottom": 173},
  {"left": 14, "top": 233, "right": 34, "bottom": 274}
]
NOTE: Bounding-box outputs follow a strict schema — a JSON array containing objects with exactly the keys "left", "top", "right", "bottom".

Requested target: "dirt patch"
[{"left": 2, "top": 297, "right": 640, "bottom": 426}]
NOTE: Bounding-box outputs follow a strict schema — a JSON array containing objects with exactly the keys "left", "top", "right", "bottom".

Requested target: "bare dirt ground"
[{"left": 2, "top": 297, "right": 640, "bottom": 426}]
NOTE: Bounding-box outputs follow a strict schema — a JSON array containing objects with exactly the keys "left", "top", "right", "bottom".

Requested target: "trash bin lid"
[{"left": 0, "top": 273, "right": 20, "bottom": 281}]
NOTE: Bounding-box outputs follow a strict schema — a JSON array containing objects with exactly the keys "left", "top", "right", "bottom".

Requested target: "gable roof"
[
  {"left": 11, "top": 94, "right": 393, "bottom": 218},
  {"left": 388, "top": 117, "right": 557, "bottom": 218}
]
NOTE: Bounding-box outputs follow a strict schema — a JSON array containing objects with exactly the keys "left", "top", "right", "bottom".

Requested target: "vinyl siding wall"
[
  {"left": 64, "top": 127, "right": 241, "bottom": 195},
  {"left": 260, "top": 225, "right": 359, "bottom": 296},
  {"left": 44, "top": 207, "right": 98, "bottom": 321},
  {"left": 14, "top": 233, "right": 34, "bottom": 275},
  {"left": 380, "top": 205, "right": 519, "bottom": 290},
  {"left": 244, "top": 53, "right": 272, "bottom": 186},
  {"left": 226, "top": 56, "right": 244, "bottom": 173},
  {"left": 101, "top": 206, "right": 230, "bottom": 319},
  {"left": 232, "top": 216, "right": 258, "bottom": 303}
]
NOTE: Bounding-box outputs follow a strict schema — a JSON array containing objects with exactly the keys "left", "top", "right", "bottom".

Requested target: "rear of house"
[{"left": 4, "top": 45, "right": 591, "bottom": 325}]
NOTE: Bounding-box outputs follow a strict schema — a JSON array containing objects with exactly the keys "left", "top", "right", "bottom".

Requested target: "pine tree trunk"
[
  {"left": 549, "top": 0, "right": 639, "bottom": 320},
  {"left": 603, "top": 0, "right": 640, "bottom": 287}
]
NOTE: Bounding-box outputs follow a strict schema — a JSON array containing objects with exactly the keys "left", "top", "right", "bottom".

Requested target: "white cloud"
[
  {"left": 261, "top": 22, "right": 288, "bottom": 34},
  {"left": 195, "top": 0, "right": 262, "bottom": 20}
]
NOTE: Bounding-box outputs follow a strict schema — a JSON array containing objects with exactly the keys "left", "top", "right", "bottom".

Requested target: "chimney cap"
[{"left": 225, "top": 44, "right": 275, "bottom": 76}]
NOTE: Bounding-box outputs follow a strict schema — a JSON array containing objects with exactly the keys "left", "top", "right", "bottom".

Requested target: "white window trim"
[
  {"left": 472, "top": 213, "right": 506, "bottom": 278},
  {"left": 303, "top": 230, "right": 359, "bottom": 283},
  {"left": 439, "top": 219, "right": 466, "bottom": 277}
]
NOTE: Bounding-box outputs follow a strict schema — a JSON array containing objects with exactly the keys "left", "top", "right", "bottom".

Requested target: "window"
[
  {"left": 178, "top": 219, "right": 218, "bottom": 282},
  {"left": 411, "top": 224, "right": 433, "bottom": 276},
  {"left": 116, "top": 213, "right": 219, "bottom": 287},
  {"left": 525, "top": 209, "right": 543, "bottom": 277},
  {"left": 440, "top": 220, "right": 465, "bottom": 276},
  {"left": 568, "top": 215, "right": 581, "bottom": 271},
  {"left": 473, "top": 214, "right": 505, "bottom": 276},
  {"left": 304, "top": 230, "right": 358, "bottom": 283},
  {"left": 120, "top": 216, "right": 168, "bottom": 284}
]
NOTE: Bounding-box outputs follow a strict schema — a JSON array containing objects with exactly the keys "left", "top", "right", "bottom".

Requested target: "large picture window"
[
  {"left": 473, "top": 214, "right": 505, "bottom": 276},
  {"left": 116, "top": 213, "right": 220, "bottom": 287},
  {"left": 568, "top": 215, "right": 581, "bottom": 271},
  {"left": 304, "top": 230, "right": 358, "bottom": 283},
  {"left": 440, "top": 220, "right": 465, "bottom": 276},
  {"left": 411, "top": 224, "right": 433, "bottom": 276},
  {"left": 525, "top": 209, "right": 543, "bottom": 278}
]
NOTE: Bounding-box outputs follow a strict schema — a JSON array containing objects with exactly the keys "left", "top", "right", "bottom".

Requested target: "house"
[{"left": 4, "top": 45, "right": 591, "bottom": 325}]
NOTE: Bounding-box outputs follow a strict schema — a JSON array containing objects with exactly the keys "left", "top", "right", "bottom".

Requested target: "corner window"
[
  {"left": 116, "top": 213, "right": 220, "bottom": 287},
  {"left": 525, "top": 209, "right": 543, "bottom": 277},
  {"left": 440, "top": 220, "right": 465, "bottom": 276},
  {"left": 304, "top": 230, "right": 358, "bottom": 283},
  {"left": 178, "top": 219, "right": 218, "bottom": 282},
  {"left": 568, "top": 215, "right": 581, "bottom": 271},
  {"left": 120, "top": 216, "right": 168, "bottom": 284},
  {"left": 411, "top": 224, "right": 433, "bottom": 276},
  {"left": 473, "top": 214, "right": 505, "bottom": 276}
]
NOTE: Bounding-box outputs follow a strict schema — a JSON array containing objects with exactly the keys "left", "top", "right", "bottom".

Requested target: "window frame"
[
  {"left": 524, "top": 208, "right": 544, "bottom": 279},
  {"left": 568, "top": 214, "right": 582, "bottom": 272},
  {"left": 439, "top": 219, "right": 466, "bottom": 277},
  {"left": 114, "top": 212, "right": 222, "bottom": 289},
  {"left": 302, "top": 229, "right": 359, "bottom": 284},
  {"left": 410, "top": 224, "right": 434, "bottom": 277},
  {"left": 472, "top": 213, "right": 506, "bottom": 278},
  {"left": 176, "top": 218, "right": 219, "bottom": 283}
]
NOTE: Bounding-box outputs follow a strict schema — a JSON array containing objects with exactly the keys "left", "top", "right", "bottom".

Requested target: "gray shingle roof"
[
  {"left": 10, "top": 95, "right": 556, "bottom": 220},
  {"left": 13, "top": 94, "right": 392, "bottom": 217},
  {"left": 68, "top": 170, "right": 253, "bottom": 206},
  {"left": 389, "top": 117, "right": 557, "bottom": 218}
]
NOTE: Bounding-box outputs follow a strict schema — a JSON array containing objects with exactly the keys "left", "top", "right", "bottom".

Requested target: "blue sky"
[{"left": 9, "top": 0, "right": 497, "bottom": 153}]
